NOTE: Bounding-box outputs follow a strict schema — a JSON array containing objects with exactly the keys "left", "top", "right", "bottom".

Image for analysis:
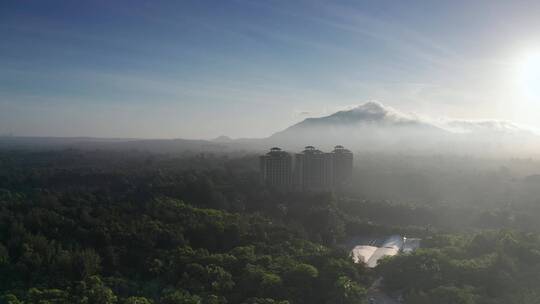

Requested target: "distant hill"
[
  {"left": 261, "top": 102, "right": 539, "bottom": 155},
  {"left": 282, "top": 102, "right": 427, "bottom": 127},
  {"left": 267, "top": 102, "right": 447, "bottom": 152},
  {"left": 212, "top": 135, "right": 234, "bottom": 143},
  {"left": 0, "top": 136, "right": 229, "bottom": 154},
  {"left": 1, "top": 102, "right": 539, "bottom": 156}
]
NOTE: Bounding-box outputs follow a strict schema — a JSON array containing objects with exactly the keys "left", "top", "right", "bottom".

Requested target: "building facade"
[
  {"left": 259, "top": 147, "right": 293, "bottom": 189},
  {"left": 294, "top": 146, "right": 334, "bottom": 191},
  {"left": 332, "top": 145, "right": 353, "bottom": 188},
  {"left": 260, "top": 145, "right": 353, "bottom": 192}
]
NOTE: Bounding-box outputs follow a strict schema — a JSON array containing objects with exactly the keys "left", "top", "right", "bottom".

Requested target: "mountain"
[
  {"left": 212, "top": 135, "right": 234, "bottom": 143},
  {"left": 274, "top": 102, "right": 535, "bottom": 137},
  {"left": 265, "top": 102, "right": 539, "bottom": 155},
  {"left": 278, "top": 102, "right": 425, "bottom": 128},
  {"left": 267, "top": 102, "right": 448, "bottom": 152},
  {"left": 1, "top": 102, "right": 538, "bottom": 156}
]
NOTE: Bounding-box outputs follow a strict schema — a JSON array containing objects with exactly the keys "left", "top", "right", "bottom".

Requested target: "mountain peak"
[
  {"left": 327, "top": 101, "right": 413, "bottom": 124},
  {"left": 350, "top": 101, "right": 388, "bottom": 115},
  {"left": 212, "top": 135, "right": 233, "bottom": 142}
]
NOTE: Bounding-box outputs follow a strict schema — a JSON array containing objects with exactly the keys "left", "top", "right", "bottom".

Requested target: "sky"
[{"left": 2, "top": 0, "right": 540, "bottom": 139}]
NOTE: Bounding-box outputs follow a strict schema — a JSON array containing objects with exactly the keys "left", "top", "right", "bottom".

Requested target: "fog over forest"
[{"left": 6, "top": 1, "right": 540, "bottom": 303}]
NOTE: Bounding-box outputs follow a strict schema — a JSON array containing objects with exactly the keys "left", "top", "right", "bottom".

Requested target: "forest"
[{"left": 1, "top": 149, "right": 540, "bottom": 303}]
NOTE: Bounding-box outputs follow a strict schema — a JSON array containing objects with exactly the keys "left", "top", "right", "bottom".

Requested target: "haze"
[
  {"left": 7, "top": 2, "right": 540, "bottom": 303},
  {"left": 2, "top": 1, "right": 540, "bottom": 139}
]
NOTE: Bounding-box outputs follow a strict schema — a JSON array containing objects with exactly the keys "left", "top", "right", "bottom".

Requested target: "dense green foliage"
[
  {"left": 0, "top": 151, "right": 369, "bottom": 303},
  {"left": 3, "top": 150, "right": 540, "bottom": 304},
  {"left": 379, "top": 231, "right": 540, "bottom": 303}
]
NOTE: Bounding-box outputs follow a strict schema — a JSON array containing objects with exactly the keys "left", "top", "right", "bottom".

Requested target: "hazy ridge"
[{"left": 2, "top": 102, "right": 539, "bottom": 157}]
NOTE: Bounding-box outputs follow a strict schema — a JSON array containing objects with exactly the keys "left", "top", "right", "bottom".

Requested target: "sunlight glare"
[{"left": 516, "top": 50, "right": 540, "bottom": 100}]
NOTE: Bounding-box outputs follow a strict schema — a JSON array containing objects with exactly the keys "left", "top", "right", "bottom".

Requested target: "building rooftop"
[
  {"left": 302, "top": 146, "right": 323, "bottom": 154},
  {"left": 265, "top": 147, "right": 291, "bottom": 157},
  {"left": 332, "top": 145, "right": 351, "bottom": 153}
]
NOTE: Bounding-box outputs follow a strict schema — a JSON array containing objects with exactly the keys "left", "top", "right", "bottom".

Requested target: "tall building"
[
  {"left": 259, "top": 147, "right": 293, "bottom": 189},
  {"left": 295, "top": 146, "right": 334, "bottom": 191},
  {"left": 332, "top": 145, "right": 353, "bottom": 187},
  {"left": 260, "top": 145, "right": 353, "bottom": 192}
]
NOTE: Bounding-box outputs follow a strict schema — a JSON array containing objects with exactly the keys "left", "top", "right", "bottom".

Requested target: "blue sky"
[{"left": 2, "top": 0, "right": 540, "bottom": 138}]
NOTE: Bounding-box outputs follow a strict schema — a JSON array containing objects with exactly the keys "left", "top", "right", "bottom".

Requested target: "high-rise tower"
[
  {"left": 332, "top": 145, "right": 353, "bottom": 187},
  {"left": 259, "top": 147, "right": 293, "bottom": 189},
  {"left": 260, "top": 146, "right": 353, "bottom": 192},
  {"left": 294, "top": 146, "right": 334, "bottom": 191}
]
